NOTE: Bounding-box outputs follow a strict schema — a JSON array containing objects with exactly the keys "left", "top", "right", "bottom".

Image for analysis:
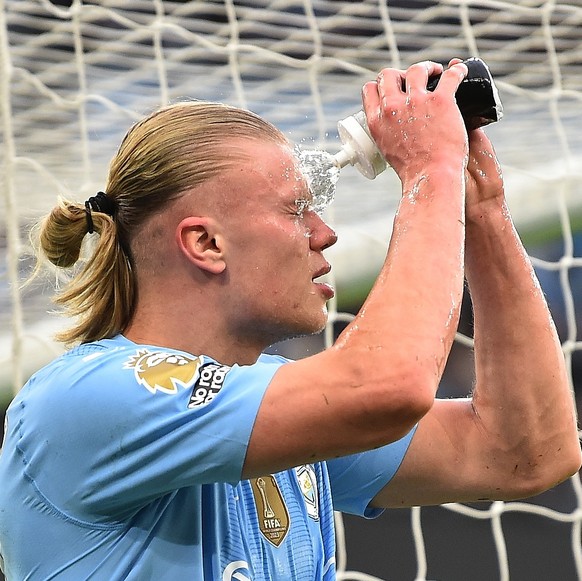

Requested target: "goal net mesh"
[{"left": 1, "top": 1, "right": 581, "bottom": 579}]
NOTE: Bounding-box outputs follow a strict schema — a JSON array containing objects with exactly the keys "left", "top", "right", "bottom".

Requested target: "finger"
[
  {"left": 468, "top": 128, "right": 501, "bottom": 173},
  {"left": 362, "top": 67, "right": 407, "bottom": 122},
  {"left": 435, "top": 62, "right": 468, "bottom": 95},
  {"left": 362, "top": 79, "right": 380, "bottom": 113},
  {"left": 404, "top": 60, "right": 443, "bottom": 93},
  {"left": 447, "top": 57, "right": 463, "bottom": 67},
  {"left": 468, "top": 128, "right": 493, "bottom": 155},
  {"left": 376, "top": 67, "right": 406, "bottom": 99}
]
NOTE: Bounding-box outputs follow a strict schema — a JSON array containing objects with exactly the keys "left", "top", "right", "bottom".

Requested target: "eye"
[{"left": 294, "top": 198, "right": 310, "bottom": 217}]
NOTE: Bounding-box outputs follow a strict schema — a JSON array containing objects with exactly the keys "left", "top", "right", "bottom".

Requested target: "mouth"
[
  {"left": 312, "top": 263, "right": 331, "bottom": 280},
  {"left": 312, "top": 264, "right": 335, "bottom": 299}
]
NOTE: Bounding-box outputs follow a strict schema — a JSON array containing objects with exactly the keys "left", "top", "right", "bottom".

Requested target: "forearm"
[
  {"left": 335, "top": 166, "right": 466, "bottom": 402},
  {"left": 336, "top": 60, "right": 469, "bottom": 401},
  {"left": 466, "top": 199, "right": 580, "bottom": 487}
]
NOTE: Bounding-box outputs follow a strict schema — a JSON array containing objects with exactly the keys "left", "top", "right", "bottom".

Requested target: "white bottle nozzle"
[
  {"left": 335, "top": 110, "right": 387, "bottom": 180},
  {"left": 296, "top": 111, "right": 387, "bottom": 214},
  {"left": 333, "top": 145, "right": 353, "bottom": 170}
]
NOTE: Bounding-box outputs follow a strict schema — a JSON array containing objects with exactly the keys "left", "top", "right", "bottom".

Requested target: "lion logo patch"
[{"left": 124, "top": 349, "right": 202, "bottom": 394}]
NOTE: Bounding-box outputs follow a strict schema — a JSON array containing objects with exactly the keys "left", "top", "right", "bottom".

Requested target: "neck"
[{"left": 124, "top": 308, "right": 270, "bottom": 367}]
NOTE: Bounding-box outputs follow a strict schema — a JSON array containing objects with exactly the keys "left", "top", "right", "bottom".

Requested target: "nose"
[{"left": 308, "top": 211, "right": 338, "bottom": 251}]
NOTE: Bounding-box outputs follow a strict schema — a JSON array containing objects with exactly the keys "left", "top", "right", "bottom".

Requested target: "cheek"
[
  {"left": 261, "top": 222, "right": 310, "bottom": 261},
  {"left": 233, "top": 221, "right": 311, "bottom": 278}
]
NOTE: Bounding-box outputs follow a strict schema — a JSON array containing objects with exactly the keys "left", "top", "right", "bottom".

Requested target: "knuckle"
[
  {"left": 363, "top": 80, "right": 378, "bottom": 92},
  {"left": 377, "top": 67, "right": 394, "bottom": 79}
]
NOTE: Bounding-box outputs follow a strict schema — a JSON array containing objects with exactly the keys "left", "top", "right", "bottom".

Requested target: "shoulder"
[
  {"left": 24, "top": 338, "right": 289, "bottom": 407},
  {"left": 14, "top": 337, "right": 292, "bottom": 437}
]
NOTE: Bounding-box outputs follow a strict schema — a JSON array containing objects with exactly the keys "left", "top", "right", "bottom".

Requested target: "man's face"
[{"left": 213, "top": 139, "right": 338, "bottom": 345}]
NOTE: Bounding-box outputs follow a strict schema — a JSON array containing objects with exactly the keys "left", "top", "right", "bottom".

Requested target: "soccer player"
[{"left": 0, "top": 60, "right": 579, "bottom": 580}]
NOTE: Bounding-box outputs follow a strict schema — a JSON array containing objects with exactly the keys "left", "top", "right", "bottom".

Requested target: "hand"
[
  {"left": 465, "top": 128, "right": 505, "bottom": 217},
  {"left": 443, "top": 58, "right": 505, "bottom": 215},
  {"left": 361, "top": 60, "right": 469, "bottom": 186}
]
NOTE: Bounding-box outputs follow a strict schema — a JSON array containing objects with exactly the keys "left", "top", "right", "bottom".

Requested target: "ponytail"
[{"left": 36, "top": 196, "right": 135, "bottom": 345}]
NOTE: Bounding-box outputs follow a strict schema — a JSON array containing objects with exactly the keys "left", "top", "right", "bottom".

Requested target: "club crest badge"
[
  {"left": 124, "top": 349, "right": 202, "bottom": 395},
  {"left": 295, "top": 464, "right": 319, "bottom": 521},
  {"left": 250, "top": 475, "right": 290, "bottom": 547}
]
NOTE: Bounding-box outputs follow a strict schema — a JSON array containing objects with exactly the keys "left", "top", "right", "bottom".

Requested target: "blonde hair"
[{"left": 36, "top": 101, "right": 287, "bottom": 346}]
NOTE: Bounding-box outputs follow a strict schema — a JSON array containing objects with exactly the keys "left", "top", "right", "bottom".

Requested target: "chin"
[
  {"left": 261, "top": 304, "right": 329, "bottom": 345},
  {"left": 292, "top": 308, "right": 329, "bottom": 338}
]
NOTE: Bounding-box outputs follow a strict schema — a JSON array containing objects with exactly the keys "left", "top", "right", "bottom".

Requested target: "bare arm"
[
  {"left": 371, "top": 129, "right": 581, "bottom": 507},
  {"left": 244, "top": 61, "right": 470, "bottom": 478}
]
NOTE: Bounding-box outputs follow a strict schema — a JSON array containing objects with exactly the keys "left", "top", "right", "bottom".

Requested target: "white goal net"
[{"left": 1, "top": 1, "right": 582, "bottom": 580}]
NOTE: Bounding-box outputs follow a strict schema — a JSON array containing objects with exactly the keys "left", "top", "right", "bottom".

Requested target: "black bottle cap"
[{"left": 427, "top": 57, "right": 504, "bottom": 129}]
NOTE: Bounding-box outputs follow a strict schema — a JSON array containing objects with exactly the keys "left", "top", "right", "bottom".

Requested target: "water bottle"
[{"left": 333, "top": 57, "right": 504, "bottom": 179}]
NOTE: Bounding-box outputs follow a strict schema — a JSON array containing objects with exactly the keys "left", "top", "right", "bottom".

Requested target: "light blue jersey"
[{"left": 0, "top": 335, "right": 414, "bottom": 580}]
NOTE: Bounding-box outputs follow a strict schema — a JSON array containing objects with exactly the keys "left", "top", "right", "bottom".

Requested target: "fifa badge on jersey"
[
  {"left": 250, "top": 475, "right": 290, "bottom": 547},
  {"left": 124, "top": 349, "right": 202, "bottom": 395},
  {"left": 295, "top": 464, "right": 319, "bottom": 521}
]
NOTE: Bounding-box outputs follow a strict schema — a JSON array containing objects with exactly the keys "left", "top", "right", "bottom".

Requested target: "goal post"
[{"left": 1, "top": 1, "right": 582, "bottom": 579}]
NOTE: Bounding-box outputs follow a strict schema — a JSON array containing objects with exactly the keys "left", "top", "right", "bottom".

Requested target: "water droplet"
[{"left": 296, "top": 147, "right": 340, "bottom": 214}]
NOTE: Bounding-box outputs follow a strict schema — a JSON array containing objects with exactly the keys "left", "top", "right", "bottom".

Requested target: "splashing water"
[{"left": 296, "top": 147, "right": 341, "bottom": 214}]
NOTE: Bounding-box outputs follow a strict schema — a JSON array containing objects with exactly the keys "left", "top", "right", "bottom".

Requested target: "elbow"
[
  {"left": 398, "top": 363, "right": 439, "bottom": 418},
  {"left": 503, "top": 438, "right": 582, "bottom": 500},
  {"left": 534, "top": 432, "right": 582, "bottom": 496},
  {"left": 534, "top": 440, "right": 582, "bottom": 495},
  {"left": 558, "top": 435, "right": 582, "bottom": 480},
  {"left": 363, "top": 363, "right": 437, "bottom": 442},
  {"left": 397, "top": 368, "right": 436, "bottom": 428}
]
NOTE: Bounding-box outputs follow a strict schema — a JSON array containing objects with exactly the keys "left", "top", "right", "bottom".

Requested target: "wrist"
[
  {"left": 400, "top": 163, "right": 465, "bottom": 201},
  {"left": 465, "top": 195, "right": 508, "bottom": 226}
]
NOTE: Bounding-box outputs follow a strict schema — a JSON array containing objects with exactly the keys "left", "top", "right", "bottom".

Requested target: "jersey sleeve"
[
  {"left": 16, "top": 344, "right": 286, "bottom": 521},
  {"left": 326, "top": 427, "right": 417, "bottom": 518}
]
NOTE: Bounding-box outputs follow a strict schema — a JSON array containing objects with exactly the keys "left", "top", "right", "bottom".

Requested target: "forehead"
[{"left": 224, "top": 139, "right": 308, "bottom": 201}]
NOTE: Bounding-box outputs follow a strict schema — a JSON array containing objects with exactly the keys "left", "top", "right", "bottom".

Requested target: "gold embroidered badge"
[
  {"left": 124, "top": 349, "right": 201, "bottom": 394},
  {"left": 251, "top": 475, "right": 290, "bottom": 547}
]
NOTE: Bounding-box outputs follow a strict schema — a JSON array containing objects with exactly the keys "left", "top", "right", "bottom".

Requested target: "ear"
[{"left": 176, "top": 216, "right": 226, "bottom": 275}]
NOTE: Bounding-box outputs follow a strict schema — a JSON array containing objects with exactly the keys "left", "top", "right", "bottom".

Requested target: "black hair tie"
[{"left": 84, "top": 191, "right": 116, "bottom": 234}]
